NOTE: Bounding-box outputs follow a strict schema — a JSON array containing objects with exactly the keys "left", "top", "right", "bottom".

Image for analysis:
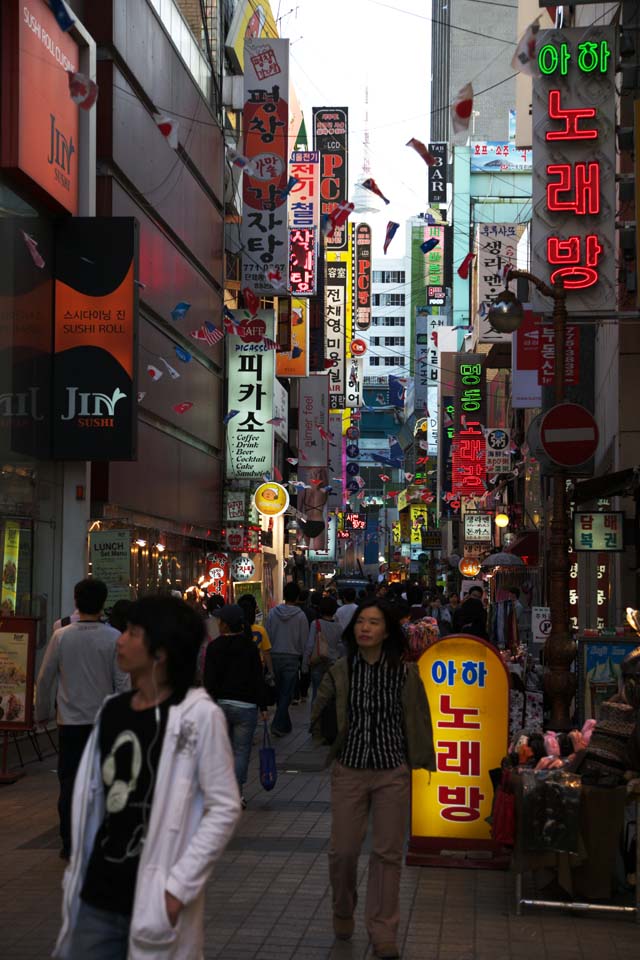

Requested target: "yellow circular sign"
[{"left": 253, "top": 482, "right": 290, "bottom": 517}]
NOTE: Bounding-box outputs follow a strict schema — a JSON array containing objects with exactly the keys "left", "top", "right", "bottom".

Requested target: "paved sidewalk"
[{"left": 0, "top": 701, "right": 637, "bottom": 959}]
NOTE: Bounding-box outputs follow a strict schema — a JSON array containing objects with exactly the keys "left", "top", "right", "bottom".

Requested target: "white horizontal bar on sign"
[{"left": 542, "top": 428, "right": 596, "bottom": 443}]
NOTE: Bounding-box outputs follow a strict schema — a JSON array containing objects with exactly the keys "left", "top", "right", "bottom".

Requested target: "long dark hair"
[{"left": 342, "top": 598, "right": 407, "bottom": 669}]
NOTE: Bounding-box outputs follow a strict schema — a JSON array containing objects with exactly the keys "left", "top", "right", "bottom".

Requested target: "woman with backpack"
[
  {"left": 302, "top": 596, "right": 344, "bottom": 702},
  {"left": 310, "top": 598, "right": 435, "bottom": 959}
]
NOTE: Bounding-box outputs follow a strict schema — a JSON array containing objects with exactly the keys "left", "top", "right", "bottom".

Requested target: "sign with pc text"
[
  {"left": 573, "top": 512, "right": 624, "bottom": 552},
  {"left": 531, "top": 27, "right": 616, "bottom": 312},
  {"left": 409, "top": 636, "right": 509, "bottom": 856}
]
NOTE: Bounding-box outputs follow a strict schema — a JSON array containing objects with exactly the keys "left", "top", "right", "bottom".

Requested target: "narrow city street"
[{"left": 0, "top": 704, "right": 636, "bottom": 960}]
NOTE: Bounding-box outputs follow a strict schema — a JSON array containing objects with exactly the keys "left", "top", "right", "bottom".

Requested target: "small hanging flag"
[
  {"left": 223, "top": 409, "right": 240, "bottom": 425},
  {"left": 190, "top": 322, "right": 224, "bottom": 346},
  {"left": 356, "top": 490, "right": 365, "bottom": 500},
  {"left": 457, "top": 252, "right": 476, "bottom": 280},
  {"left": 418, "top": 439, "right": 429, "bottom": 450},
  {"left": 265, "top": 267, "right": 284, "bottom": 288},
  {"left": 276, "top": 176, "right": 299, "bottom": 199},
  {"left": 242, "top": 287, "right": 260, "bottom": 316},
  {"left": 267, "top": 417, "right": 285, "bottom": 427},
  {"left": 274, "top": 466, "right": 283, "bottom": 481},
  {"left": 21, "top": 231, "right": 45, "bottom": 269},
  {"left": 406, "top": 137, "right": 436, "bottom": 167},
  {"left": 49, "top": 0, "right": 75, "bottom": 31},
  {"left": 286, "top": 457, "right": 298, "bottom": 466},
  {"left": 443, "top": 411, "right": 454, "bottom": 427},
  {"left": 175, "top": 346, "right": 192, "bottom": 363},
  {"left": 387, "top": 491, "right": 399, "bottom": 499},
  {"left": 290, "top": 481, "right": 310, "bottom": 491},
  {"left": 320, "top": 485, "right": 333, "bottom": 493},
  {"left": 451, "top": 83, "right": 474, "bottom": 134},
  {"left": 223, "top": 306, "right": 239, "bottom": 333},
  {"left": 67, "top": 71, "right": 98, "bottom": 110},
  {"left": 378, "top": 474, "right": 390, "bottom": 482},
  {"left": 160, "top": 358, "right": 180, "bottom": 379},
  {"left": 404, "top": 472, "right": 414, "bottom": 482},
  {"left": 134, "top": 280, "right": 146, "bottom": 289},
  {"left": 361, "top": 178, "right": 390, "bottom": 205},
  {"left": 155, "top": 113, "right": 179, "bottom": 149},
  {"left": 318, "top": 426, "right": 333, "bottom": 441},
  {"left": 262, "top": 472, "right": 271, "bottom": 482},
  {"left": 324, "top": 358, "right": 336, "bottom": 369},
  {"left": 375, "top": 394, "right": 386, "bottom": 405},
  {"left": 512, "top": 19, "right": 541, "bottom": 76},
  {"left": 332, "top": 477, "right": 343, "bottom": 483},
  {"left": 309, "top": 478, "right": 323, "bottom": 486},
  {"left": 170, "top": 301, "right": 191, "bottom": 322},
  {"left": 298, "top": 449, "right": 308, "bottom": 460},
  {"left": 420, "top": 238, "right": 440, "bottom": 254},
  {"left": 173, "top": 402, "right": 193, "bottom": 414},
  {"left": 147, "top": 364, "right": 163, "bottom": 381},
  {"left": 227, "top": 146, "right": 257, "bottom": 174},
  {"left": 383, "top": 221, "right": 400, "bottom": 255},
  {"left": 262, "top": 337, "right": 279, "bottom": 350},
  {"left": 325, "top": 201, "right": 354, "bottom": 234},
  {"left": 137, "top": 392, "right": 146, "bottom": 403},
  {"left": 291, "top": 345, "right": 303, "bottom": 359}
]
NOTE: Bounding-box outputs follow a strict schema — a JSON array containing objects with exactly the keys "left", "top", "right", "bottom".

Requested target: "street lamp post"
[{"left": 488, "top": 270, "right": 576, "bottom": 730}]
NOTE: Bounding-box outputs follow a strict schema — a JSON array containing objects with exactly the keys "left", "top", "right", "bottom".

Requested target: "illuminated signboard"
[
  {"left": 451, "top": 354, "right": 486, "bottom": 497},
  {"left": 289, "top": 149, "right": 320, "bottom": 232},
  {"left": 313, "top": 107, "right": 349, "bottom": 251},
  {"left": 424, "top": 224, "right": 445, "bottom": 286},
  {"left": 325, "top": 256, "right": 347, "bottom": 407},
  {"left": 344, "top": 511, "right": 366, "bottom": 530},
  {"left": 463, "top": 513, "right": 493, "bottom": 543},
  {"left": 289, "top": 227, "right": 316, "bottom": 295},
  {"left": 428, "top": 286, "right": 446, "bottom": 307},
  {"left": 225, "top": 311, "right": 275, "bottom": 479},
  {"left": 427, "top": 143, "right": 447, "bottom": 204},
  {"left": 242, "top": 39, "right": 289, "bottom": 294},
  {"left": 531, "top": 27, "right": 616, "bottom": 312},
  {"left": 410, "top": 636, "right": 509, "bottom": 852},
  {"left": 573, "top": 512, "right": 624, "bottom": 552},
  {"left": 354, "top": 223, "right": 372, "bottom": 330}
]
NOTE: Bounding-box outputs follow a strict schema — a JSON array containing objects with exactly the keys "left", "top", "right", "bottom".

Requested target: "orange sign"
[
  {"left": 408, "top": 635, "right": 509, "bottom": 865},
  {"left": 1, "top": 0, "right": 79, "bottom": 213}
]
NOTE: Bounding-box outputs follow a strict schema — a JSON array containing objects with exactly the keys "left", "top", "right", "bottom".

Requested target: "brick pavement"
[{"left": 0, "top": 702, "right": 637, "bottom": 959}]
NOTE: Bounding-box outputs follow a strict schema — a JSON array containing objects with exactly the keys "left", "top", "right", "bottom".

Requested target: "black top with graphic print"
[{"left": 81, "top": 690, "right": 177, "bottom": 916}]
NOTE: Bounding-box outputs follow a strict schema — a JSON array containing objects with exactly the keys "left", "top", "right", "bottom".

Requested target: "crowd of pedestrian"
[{"left": 34, "top": 574, "right": 479, "bottom": 958}]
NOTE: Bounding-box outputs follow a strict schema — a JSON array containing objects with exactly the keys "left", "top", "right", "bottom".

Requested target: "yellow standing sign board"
[{"left": 408, "top": 634, "right": 510, "bottom": 866}]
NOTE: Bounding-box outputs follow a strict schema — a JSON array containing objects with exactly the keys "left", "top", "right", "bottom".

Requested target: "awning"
[{"left": 504, "top": 530, "right": 539, "bottom": 566}]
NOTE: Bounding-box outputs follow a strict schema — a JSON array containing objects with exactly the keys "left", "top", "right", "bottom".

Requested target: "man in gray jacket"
[{"left": 265, "top": 581, "right": 309, "bottom": 736}]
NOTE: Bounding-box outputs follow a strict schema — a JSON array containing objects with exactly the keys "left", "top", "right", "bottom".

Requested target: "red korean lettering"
[
  {"left": 546, "top": 162, "right": 600, "bottom": 215},
  {"left": 436, "top": 740, "right": 481, "bottom": 776},
  {"left": 438, "top": 785, "right": 485, "bottom": 822},
  {"left": 547, "top": 234, "right": 602, "bottom": 289},
  {"left": 546, "top": 90, "right": 598, "bottom": 141},
  {"left": 437, "top": 694, "right": 481, "bottom": 729}
]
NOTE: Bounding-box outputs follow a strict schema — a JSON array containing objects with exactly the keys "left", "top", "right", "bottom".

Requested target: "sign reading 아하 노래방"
[
  {"left": 89, "top": 530, "right": 131, "bottom": 605},
  {"left": 409, "top": 635, "right": 509, "bottom": 860},
  {"left": 1, "top": 0, "right": 79, "bottom": 214},
  {"left": 53, "top": 218, "right": 138, "bottom": 461},
  {"left": 531, "top": 27, "right": 616, "bottom": 313},
  {"left": 242, "top": 39, "right": 290, "bottom": 295}
]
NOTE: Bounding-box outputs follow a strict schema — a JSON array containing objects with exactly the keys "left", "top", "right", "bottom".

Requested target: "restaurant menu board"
[
  {"left": 0, "top": 618, "right": 37, "bottom": 730},
  {"left": 89, "top": 530, "right": 131, "bottom": 605}
]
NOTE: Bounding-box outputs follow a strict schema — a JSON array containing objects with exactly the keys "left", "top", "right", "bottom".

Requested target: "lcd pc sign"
[
  {"left": 242, "top": 39, "right": 290, "bottom": 294},
  {"left": 313, "top": 108, "right": 349, "bottom": 251},
  {"left": 226, "top": 312, "right": 275, "bottom": 479},
  {"left": 53, "top": 219, "right": 138, "bottom": 461},
  {"left": 531, "top": 27, "right": 616, "bottom": 312},
  {"left": 354, "top": 224, "right": 372, "bottom": 330}
]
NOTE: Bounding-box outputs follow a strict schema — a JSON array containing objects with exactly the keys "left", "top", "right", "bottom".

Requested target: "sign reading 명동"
[
  {"left": 410, "top": 635, "right": 509, "bottom": 852},
  {"left": 89, "top": 530, "right": 131, "bottom": 605}
]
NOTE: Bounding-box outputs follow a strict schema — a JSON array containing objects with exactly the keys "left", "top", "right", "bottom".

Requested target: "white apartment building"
[{"left": 365, "top": 254, "right": 412, "bottom": 380}]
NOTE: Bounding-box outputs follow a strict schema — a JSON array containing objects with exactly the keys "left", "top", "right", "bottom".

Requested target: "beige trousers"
[{"left": 329, "top": 760, "right": 410, "bottom": 946}]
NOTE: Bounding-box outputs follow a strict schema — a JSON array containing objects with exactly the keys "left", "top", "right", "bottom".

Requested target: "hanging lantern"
[
  {"left": 458, "top": 556, "right": 482, "bottom": 578},
  {"left": 495, "top": 512, "right": 510, "bottom": 528}
]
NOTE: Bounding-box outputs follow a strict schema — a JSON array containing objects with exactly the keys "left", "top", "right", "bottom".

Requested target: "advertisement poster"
[
  {"left": 580, "top": 639, "right": 638, "bottom": 722},
  {"left": 0, "top": 619, "right": 36, "bottom": 729},
  {"left": 232, "top": 580, "right": 265, "bottom": 622},
  {"left": 89, "top": 529, "right": 131, "bottom": 605},
  {"left": 1, "top": 522, "right": 20, "bottom": 617}
]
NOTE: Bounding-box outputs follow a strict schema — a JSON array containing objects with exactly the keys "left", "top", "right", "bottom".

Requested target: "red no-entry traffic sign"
[{"left": 540, "top": 403, "right": 598, "bottom": 467}]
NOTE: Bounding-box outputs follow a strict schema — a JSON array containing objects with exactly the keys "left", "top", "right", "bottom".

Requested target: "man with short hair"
[
  {"left": 36, "top": 578, "right": 129, "bottom": 860},
  {"left": 335, "top": 587, "right": 358, "bottom": 631},
  {"left": 54, "top": 595, "right": 241, "bottom": 959},
  {"left": 265, "top": 582, "right": 309, "bottom": 736}
]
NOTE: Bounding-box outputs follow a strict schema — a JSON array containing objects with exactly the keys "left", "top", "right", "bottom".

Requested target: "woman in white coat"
[{"left": 54, "top": 595, "right": 241, "bottom": 960}]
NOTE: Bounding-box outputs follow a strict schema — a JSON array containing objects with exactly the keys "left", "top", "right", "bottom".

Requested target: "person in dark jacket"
[
  {"left": 204, "top": 604, "right": 268, "bottom": 807},
  {"left": 452, "top": 587, "right": 488, "bottom": 640}
]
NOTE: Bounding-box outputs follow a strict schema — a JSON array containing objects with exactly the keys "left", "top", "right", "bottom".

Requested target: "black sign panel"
[
  {"left": 354, "top": 223, "right": 371, "bottom": 330},
  {"left": 313, "top": 107, "right": 348, "bottom": 251},
  {"left": 427, "top": 142, "right": 447, "bottom": 204},
  {"left": 53, "top": 218, "right": 138, "bottom": 460}
]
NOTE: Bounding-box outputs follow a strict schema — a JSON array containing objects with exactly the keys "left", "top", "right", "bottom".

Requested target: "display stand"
[
  {"left": 0, "top": 617, "right": 38, "bottom": 784},
  {"left": 514, "top": 783, "right": 640, "bottom": 923}
]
